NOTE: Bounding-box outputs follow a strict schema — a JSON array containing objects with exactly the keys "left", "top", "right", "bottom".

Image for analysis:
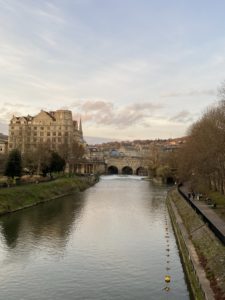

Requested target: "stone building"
[
  {"left": 0, "top": 139, "right": 8, "bottom": 155},
  {"left": 8, "top": 110, "right": 84, "bottom": 154}
]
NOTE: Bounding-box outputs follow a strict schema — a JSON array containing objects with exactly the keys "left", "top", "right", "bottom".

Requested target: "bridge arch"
[
  {"left": 122, "top": 166, "right": 133, "bottom": 175},
  {"left": 136, "top": 167, "right": 148, "bottom": 176},
  {"left": 108, "top": 165, "right": 119, "bottom": 174},
  {"left": 166, "top": 176, "right": 175, "bottom": 184}
]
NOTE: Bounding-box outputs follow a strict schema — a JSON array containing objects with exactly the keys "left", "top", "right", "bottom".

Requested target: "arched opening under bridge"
[
  {"left": 166, "top": 177, "right": 175, "bottom": 184},
  {"left": 136, "top": 167, "right": 148, "bottom": 176},
  {"left": 108, "top": 166, "right": 119, "bottom": 175},
  {"left": 122, "top": 166, "right": 133, "bottom": 175}
]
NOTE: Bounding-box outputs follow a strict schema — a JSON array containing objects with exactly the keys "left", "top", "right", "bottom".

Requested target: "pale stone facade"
[
  {"left": 0, "top": 139, "right": 7, "bottom": 154},
  {"left": 8, "top": 110, "right": 84, "bottom": 154}
]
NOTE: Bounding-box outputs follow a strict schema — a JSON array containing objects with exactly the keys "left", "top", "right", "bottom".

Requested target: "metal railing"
[{"left": 178, "top": 187, "right": 225, "bottom": 245}]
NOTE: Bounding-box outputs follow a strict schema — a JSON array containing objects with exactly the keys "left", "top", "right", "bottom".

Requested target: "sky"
[{"left": 0, "top": 0, "right": 225, "bottom": 142}]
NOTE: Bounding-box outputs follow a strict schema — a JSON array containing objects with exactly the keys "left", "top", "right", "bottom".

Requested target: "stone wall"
[{"left": 167, "top": 188, "right": 225, "bottom": 300}]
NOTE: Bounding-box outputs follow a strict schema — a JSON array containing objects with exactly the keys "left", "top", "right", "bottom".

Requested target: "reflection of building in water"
[
  {"left": 0, "top": 194, "right": 85, "bottom": 250},
  {"left": 8, "top": 110, "right": 84, "bottom": 153}
]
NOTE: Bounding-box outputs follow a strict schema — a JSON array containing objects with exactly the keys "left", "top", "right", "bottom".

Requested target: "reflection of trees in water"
[
  {"left": 0, "top": 214, "right": 21, "bottom": 249},
  {"left": 0, "top": 192, "right": 86, "bottom": 249}
]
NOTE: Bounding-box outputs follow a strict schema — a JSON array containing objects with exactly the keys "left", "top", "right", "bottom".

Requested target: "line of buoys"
[{"left": 163, "top": 204, "right": 171, "bottom": 294}]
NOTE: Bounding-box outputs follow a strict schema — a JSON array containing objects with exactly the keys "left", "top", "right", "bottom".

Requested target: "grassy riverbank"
[
  {"left": 0, "top": 176, "right": 98, "bottom": 216},
  {"left": 167, "top": 188, "right": 225, "bottom": 300}
]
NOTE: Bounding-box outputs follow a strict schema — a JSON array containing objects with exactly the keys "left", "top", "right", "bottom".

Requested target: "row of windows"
[
  {"left": 28, "top": 138, "right": 67, "bottom": 143},
  {"left": 10, "top": 132, "right": 69, "bottom": 137},
  {"left": 22, "top": 138, "right": 68, "bottom": 143},
  {"left": 25, "top": 144, "right": 59, "bottom": 150},
  {"left": 8, "top": 137, "right": 69, "bottom": 147},
  {"left": 11, "top": 125, "right": 70, "bottom": 130}
]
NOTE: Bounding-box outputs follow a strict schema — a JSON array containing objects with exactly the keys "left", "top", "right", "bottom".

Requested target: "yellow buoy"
[{"left": 165, "top": 275, "right": 171, "bottom": 283}]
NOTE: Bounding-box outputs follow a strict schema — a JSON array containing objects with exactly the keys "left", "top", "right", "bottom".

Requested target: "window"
[
  {"left": 41, "top": 126, "right": 44, "bottom": 130},
  {"left": 58, "top": 132, "right": 61, "bottom": 136},
  {"left": 40, "top": 132, "right": 44, "bottom": 136},
  {"left": 47, "top": 132, "right": 50, "bottom": 136}
]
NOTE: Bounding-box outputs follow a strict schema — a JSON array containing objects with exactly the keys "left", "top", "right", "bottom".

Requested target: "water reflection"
[
  {"left": 0, "top": 191, "right": 85, "bottom": 251},
  {"left": 0, "top": 176, "right": 191, "bottom": 300},
  {"left": 0, "top": 214, "right": 21, "bottom": 249}
]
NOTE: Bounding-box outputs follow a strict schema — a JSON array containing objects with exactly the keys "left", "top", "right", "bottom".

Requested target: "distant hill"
[
  {"left": 84, "top": 136, "right": 120, "bottom": 145},
  {"left": 87, "top": 136, "right": 187, "bottom": 147},
  {"left": 0, "top": 133, "right": 8, "bottom": 141}
]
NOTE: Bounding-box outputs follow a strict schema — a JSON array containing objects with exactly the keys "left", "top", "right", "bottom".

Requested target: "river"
[{"left": 0, "top": 175, "right": 191, "bottom": 300}]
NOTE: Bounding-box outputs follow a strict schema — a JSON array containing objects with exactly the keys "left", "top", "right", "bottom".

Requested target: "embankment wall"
[{"left": 167, "top": 189, "right": 225, "bottom": 300}]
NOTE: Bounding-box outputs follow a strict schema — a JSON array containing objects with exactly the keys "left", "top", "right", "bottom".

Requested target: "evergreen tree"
[
  {"left": 4, "top": 149, "right": 22, "bottom": 178},
  {"left": 50, "top": 152, "right": 66, "bottom": 173}
]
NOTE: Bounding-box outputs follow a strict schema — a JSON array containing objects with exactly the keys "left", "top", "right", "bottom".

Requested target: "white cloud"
[{"left": 161, "top": 89, "right": 216, "bottom": 98}]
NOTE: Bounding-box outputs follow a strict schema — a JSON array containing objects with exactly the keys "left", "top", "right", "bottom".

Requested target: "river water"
[{"left": 0, "top": 175, "right": 191, "bottom": 300}]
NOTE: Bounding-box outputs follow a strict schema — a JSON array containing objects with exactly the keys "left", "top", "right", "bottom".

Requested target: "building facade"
[
  {"left": 0, "top": 139, "right": 7, "bottom": 155},
  {"left": 8, "top": 110, "right": 84, "bottom": 154}
]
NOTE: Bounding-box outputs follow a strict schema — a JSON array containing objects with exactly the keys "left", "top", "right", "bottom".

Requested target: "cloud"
[
  {"left": 170, "top": 110, "right": 193, "bottom": 123},
  {"left": 4, "top": 1, "right": 66, "bottom": 25},
  {"left": 126, "top": 102, "right": 162, "bottom": 111},
  {"left": 0, "top": 99, "right": 164, "bottom": 131},
  {"left": 81, "top": 100, "right": 113, "bottom": 113},
  {"left": 161, "top": 89, "right": 216, "bottom": 98},
  {"left": 0, "top": 102, "right": 40, "bottom": 126},
  {"left": 34, "top": 8, "right": 65, "bottom": 25},
  {"left": 71, "top": 100, "right": 163, "bottom": 128}
]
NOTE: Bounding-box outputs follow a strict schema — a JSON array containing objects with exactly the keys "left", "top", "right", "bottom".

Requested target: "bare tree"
[{"left": 177, "top": 87, "right": 225, "bottom": 194}]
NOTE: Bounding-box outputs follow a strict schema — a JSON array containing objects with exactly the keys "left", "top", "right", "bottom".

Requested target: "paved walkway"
[{"left": 179, "top": 185, "right": 225, "bottom": 245}]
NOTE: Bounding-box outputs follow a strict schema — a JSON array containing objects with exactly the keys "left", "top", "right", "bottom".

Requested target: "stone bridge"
[
  {"left": 72, "top": 156, "right": 149, "bottom": 175},
  {"left": 105, "top": 156, "right": 148, "bottom": 175}
]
